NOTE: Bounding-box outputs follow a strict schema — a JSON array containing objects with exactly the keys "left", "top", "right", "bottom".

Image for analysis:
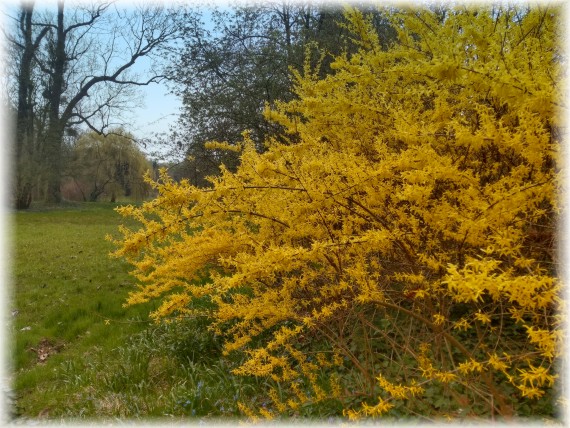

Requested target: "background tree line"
[{"left": 6, "top": 1, "right": 396, "bottom": 206}]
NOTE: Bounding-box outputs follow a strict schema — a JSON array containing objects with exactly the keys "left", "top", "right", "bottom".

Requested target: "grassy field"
[{"left": 10, "top": 202, "right": 265, "bottom": 422}]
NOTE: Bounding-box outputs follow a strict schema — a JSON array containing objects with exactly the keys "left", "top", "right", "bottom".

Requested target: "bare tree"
[{"left": 6, "top": 0, "right": 181, "bottom": 207}]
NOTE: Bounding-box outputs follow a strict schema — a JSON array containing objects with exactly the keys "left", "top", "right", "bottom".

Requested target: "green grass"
[
  {"left": 12, "top": 203, "right": 151, "bottom": 416},
  {"left": 10, "top": 202, "right": 264, "bottom": 421}
]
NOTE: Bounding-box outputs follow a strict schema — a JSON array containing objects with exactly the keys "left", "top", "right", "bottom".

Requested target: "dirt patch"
[{"left": 29, "top": 338, "right": 65, "bottom": 364}]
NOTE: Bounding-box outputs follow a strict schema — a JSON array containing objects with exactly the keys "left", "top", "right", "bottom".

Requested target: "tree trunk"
[
  {"left": 43, "top": 1, "right": 66, "bottom": 204},
  {"left": 89, "top": 187, "right": 104, "bottom": 202},
  {"left": 11, "top": 1, "right": 178, "bottom": 206},
  {"left": 14, "top": 4, "right": 49, "bottom": 209},
  {"left": 44, "top": 125, "right": 65, "bottom": 204},
  {"left": 15, "top": 182, "right": 33, "bottom": 210}
]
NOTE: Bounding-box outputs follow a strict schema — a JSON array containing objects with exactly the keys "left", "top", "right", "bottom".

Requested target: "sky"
[
  {"left": 123, "top": 60, "right": 183, "bottom": 154},
  {"left": 112, "top": 2, "right": 190, "bottom": 152},
  {"left": 129, "top": 78, "right": 181, "bottom": 138},
  {"left": 105, "top": 2, "right": 228, "bottom": 161}
]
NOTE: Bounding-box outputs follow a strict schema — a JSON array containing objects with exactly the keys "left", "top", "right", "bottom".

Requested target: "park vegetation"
[
  {"left": 8, "top": 1, "right": 564, "bottom": 423},
  {"left": 111, "top": 4, "right": 564, "bottom": 421},
  {"left": 13, "top": 204, "right": 266, "bottom": 420}
]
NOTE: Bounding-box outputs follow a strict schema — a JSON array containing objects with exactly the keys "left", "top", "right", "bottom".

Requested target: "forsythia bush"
[{"left": 111, "top": 5, "right": 564, "bottom": 420}]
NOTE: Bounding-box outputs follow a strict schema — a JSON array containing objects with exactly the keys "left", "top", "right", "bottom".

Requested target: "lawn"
[{"left": 10, "top": 202, "right": 262, "bottom": 422}]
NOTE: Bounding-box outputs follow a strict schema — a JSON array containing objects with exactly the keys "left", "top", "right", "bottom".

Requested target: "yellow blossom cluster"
[
  {"left": 111, "top": 5, "right": 563, "bottom": 419},
  {"left": 376, "top": 374, "right": 424, "bottom": 400}
]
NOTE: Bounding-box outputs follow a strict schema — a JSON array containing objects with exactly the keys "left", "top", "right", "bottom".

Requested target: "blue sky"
[
  {"left": 125, "top": 67, "right": 182, "bottom": 140},
  {"left": 2, "top": 0, "right": 183, "bottom": 133},
  {"left": 1, "top": 1, "right": 242, "bottom": 161},
  {"left": 124, "top": 4, "right": 222, "bottom": 144}
]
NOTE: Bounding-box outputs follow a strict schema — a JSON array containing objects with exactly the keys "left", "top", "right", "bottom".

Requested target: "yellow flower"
[
  {"left": 487, "top": 353, "right": 509, "bottom": 372},
  {"left": 453, "top": 318, "right": 471, "bottom": 331},
  {"left": 474, "top": 311, "right": 491, "bottom": 324},
  {"left": 433, "top": 313, "right": 446, "bottom": 326}
]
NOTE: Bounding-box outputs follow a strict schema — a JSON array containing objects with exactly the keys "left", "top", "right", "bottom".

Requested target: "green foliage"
[
  {"left": 12, "top": 3, "right": 566, "bottom": 423},
  {"left": 64, "top": 130, "right": 152, "bottom": 202},
  {"left": 12, "top": 204, "right": 154, "bottom": 417}
]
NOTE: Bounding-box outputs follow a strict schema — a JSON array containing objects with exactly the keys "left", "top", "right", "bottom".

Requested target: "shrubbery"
[{"left": 111, "top": 6, "right": 563, "bottom": 420}]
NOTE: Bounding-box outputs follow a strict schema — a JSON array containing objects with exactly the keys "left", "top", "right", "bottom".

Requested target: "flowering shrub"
[{"left": 111, "top": 5, "right": 564, "bottom": 419}]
